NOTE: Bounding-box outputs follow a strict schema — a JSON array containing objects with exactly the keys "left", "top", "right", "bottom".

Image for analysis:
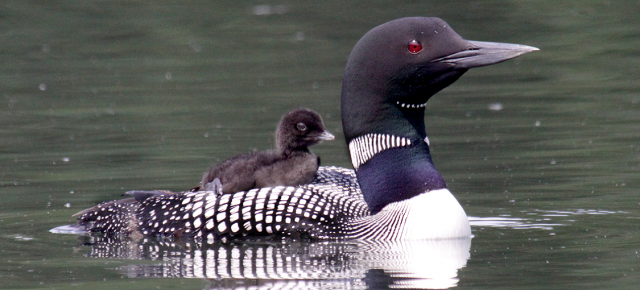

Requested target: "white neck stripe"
[{"left": 348, "top": 134, "right": 412, "bottom": 170}]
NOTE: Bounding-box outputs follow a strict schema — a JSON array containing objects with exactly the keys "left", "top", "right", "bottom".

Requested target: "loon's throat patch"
[{"left": 348, "top": 134, "right": 412, "bottom": 170}]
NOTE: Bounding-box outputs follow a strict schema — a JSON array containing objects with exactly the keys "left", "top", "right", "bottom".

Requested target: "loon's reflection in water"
[
  {"left": 72, "top": 209, "right": 589, "bottom": 289},
  {"left": 81, "top": 236, "right": 471, "bottom": 289}
]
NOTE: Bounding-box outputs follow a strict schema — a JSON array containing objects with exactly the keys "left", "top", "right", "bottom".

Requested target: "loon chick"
[
  {"left": 58, "top": 17, "right": 537, "bottom": 240},
  {"left": 193, "top": 108, "right": 335, "bottom": 193},
  {"left": 117, "top": 108, "right": 333, "bottom": 203}
]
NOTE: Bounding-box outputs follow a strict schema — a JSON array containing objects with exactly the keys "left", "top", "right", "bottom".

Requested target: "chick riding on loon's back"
[
  {"left": 54, "top": 17, "right": 537, "bottom": 240},
  {"left": 125, "top": 107, "right": 334, "bottom": 202},
  {"left": 192, "top": 107, "right": 335, "bottom": 194}
]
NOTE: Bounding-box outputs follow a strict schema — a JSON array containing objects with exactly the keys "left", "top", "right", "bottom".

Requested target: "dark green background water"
[{"left": 1, "top": 1, "right": 638, "bottom": 289}]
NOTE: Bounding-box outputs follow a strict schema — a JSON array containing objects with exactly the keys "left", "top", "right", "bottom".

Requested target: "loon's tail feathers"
[
  {"left": 49, "top": 224, "right": 88, "bottom": 235},
  {"left": 50, "top": 198, "right": 140, "bottom": 235},
  {"left": 63, "top": 192, "right": 190, "bottom": 238},
  {"left": 71, "top": 198, "right": 141, "bottom": 235}
]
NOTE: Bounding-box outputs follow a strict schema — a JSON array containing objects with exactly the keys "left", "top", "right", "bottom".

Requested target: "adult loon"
[
  {"left": 56, "top": 17, "right": 537, "bottom": 241},
  {"left": 192, "top": 108, "right": 335, "bottom": 194}
]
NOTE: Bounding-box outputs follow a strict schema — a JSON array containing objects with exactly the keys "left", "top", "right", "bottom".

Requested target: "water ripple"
[{"left": 469, "top": 209, "right": 625, "bottom": 230}]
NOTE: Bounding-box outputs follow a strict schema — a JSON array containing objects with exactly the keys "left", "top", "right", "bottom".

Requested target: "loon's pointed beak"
[
  {"left": 433, "top": 40, "right": 539, "bottom": 69},
  {"left": 316, "top": 131, "right": 336, "bottom": 141}
]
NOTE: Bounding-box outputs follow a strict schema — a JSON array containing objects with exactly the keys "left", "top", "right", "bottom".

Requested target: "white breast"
[
  {"left": 395, "top": 189, "right": 472, "bottom": 239},
  {"left": 346, "top": 188, "right": 471, "bottom": 240}
]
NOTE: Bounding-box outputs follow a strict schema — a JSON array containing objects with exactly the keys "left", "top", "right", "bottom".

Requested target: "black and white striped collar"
[{"left": 348, "top": 134, "right": 413, "bottom": 170}]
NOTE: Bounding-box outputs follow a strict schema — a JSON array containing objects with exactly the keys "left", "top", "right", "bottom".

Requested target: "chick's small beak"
[{"left": 317, "top": 131, "right": 336, "bottom": 141}]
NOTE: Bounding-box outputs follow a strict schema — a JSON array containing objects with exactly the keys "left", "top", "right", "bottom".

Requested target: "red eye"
[{"left": 408, "top": 39, "right": 422, "bottom": 54}]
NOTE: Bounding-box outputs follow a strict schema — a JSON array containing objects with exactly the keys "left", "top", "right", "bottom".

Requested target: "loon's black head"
[
  {"left": 341, "top": 17, "right": 538, "bottom": 213},
  {"left": 276, "top": 108, "right": 335, "bottom": 155},
  {"left": 341, "top": 17, "right": 538, "bottom": 142}
]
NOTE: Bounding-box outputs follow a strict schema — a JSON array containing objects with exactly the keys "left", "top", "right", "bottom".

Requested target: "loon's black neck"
[
  {"left": 340, "top": 57, "right": 461, "bottom": 214},
  {"left": 399, "top": 108, "right": 428, "bottom": 140},
  {"left": 340, "top": 59, "right": 467, "bottom": 214},
  {"left": 342, "top": 79, "right": 454, "bottom": 213}
]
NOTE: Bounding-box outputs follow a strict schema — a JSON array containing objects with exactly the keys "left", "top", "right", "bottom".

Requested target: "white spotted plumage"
[{"left": 74, "top": 165, "right": 469, "bottom": 241}]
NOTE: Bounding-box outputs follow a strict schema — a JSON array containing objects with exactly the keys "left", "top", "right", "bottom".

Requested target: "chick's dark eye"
[
  {"left": 296, "top": 122, "right": 307, "bottom": 131},
  {"left": 408, "top": 40, "right": 422, "bottom": 54}
]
